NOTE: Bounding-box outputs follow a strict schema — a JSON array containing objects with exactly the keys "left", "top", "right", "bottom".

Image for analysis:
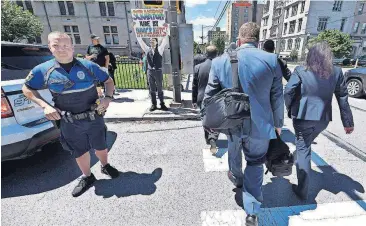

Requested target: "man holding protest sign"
[{"left": 132, "top": 9, "right": 170, "bottom": 112}]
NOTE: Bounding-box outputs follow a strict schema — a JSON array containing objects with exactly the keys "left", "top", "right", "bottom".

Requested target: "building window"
[
  {"left": 263, "top": 18, "right": 268, "bottom": 26},
  {"left": 333, "top": 1, "right": 343, "bottom": 12},
  {"left": 263, "top": 29, "right": 267, "bottom": 39},
  {"left": 361, "top": 23, "right": 366, "bottom": 34},
  {"left": 295, "top": 38, "right": 301, "bottom": 50},
  {"left": 283, "top": 23, "right": 288, "bottom": 35},
  {"left": 64, "top": 25, "right": 81, "bottom": 44},
  {"left": 291, "top": 4, "right": 298, "bottom": 17},
  {"left": 99, "top": 2, "right": 115, "bottom": 17},
  {"left": 103, "top": 26, "right": 119, "bottom": 45},
  {"left": 340, "top": 18, "right": 346, "bottom": 32},
  {"left": 289, "top": 20, "right": 296, "bottom": 34},
  {"left": 300, "top": 1, "right": 305, "bottom": 13},
  {"left": 15, "top": 0, "right": 33, "bottom": 14},
  {"left": 317, "top": 17, "right": 328, "bottom": 31},
  {"left": 285, "top": 8, "right": 289, "bottom": 18},
  {"left": 280, "top": 40, "right": 286, "bottom": 52},
  {"left": 353, "top": 22, "right": 360, "bottom": 33},
  {"left": 58, "top": 1, "right": 74, "bottom": 16},
  {"left": 359, "top": 3, "right": 364, "bottom": 15},
  {"left": 287, "top": 39, "right": 293, "bottom": 50},
  {"left": 298, "top": 18, "right": 303, "bottom": 32}
]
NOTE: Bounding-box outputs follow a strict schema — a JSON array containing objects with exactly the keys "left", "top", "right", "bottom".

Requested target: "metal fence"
[{"left": 113, "top": 59, "right": 169, "bottom": 89}]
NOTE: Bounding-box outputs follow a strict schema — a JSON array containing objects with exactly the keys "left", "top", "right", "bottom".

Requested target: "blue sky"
[{"left": 185, "top": 0, "right": 227, "bottom": 43}]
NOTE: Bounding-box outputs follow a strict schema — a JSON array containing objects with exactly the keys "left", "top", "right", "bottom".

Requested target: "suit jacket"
[
  {"left": 194, "top": 54, "right": 207, "bottom": 67},
  {"left": 278, "top": 58, "right": 292, "bottom": 81},
  {"left": 284, "top": 66, "right": 354, "bottom": 127},
  {"left": 203, "top": 43, "right": 284, "bottom": 140},
  {"left": 192, "top": 59, "right": 212, "bottom": 106}
]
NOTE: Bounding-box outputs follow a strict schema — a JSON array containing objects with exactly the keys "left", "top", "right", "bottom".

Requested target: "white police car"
[{"left": 1, "top": 42, "right": 60, "bottom": 161}]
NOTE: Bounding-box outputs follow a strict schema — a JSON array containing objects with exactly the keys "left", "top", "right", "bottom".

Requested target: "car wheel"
[{"left": 347, "top": 79, "right": 363, "bottom": 97}]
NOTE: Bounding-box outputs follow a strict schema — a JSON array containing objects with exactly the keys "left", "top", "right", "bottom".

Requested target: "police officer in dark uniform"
[{"left": 22, "top": 32, "right": 119, "bottom": 197}]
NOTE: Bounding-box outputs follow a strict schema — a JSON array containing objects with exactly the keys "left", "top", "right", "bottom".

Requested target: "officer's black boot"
[
  {"left": 150, "top": 105, "right": 157, "bottom": 112},
  {"left": 245, "top": 215, "right": 258, "bottom": 226},
  {"left": 72, "top": 173, "right": 96, "bottom": 197}
]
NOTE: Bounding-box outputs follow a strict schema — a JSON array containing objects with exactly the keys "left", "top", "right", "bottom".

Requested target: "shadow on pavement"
[
  {"left": 112, "top": 97, "right": 135, "bottom": 103},
  {"left": 233, "top": 128, "right": 365, "bottom": 222},
  {"left": 94, "top": 168, "right": 162, "bottom": 198},
  {"left": 1, "top": 131, "right": 117, "bottom": 199}
]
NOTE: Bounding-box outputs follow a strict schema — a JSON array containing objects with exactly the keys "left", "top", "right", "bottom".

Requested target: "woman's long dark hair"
[{"left": 306, "top": 41, "right": 334, "bottom": 79}]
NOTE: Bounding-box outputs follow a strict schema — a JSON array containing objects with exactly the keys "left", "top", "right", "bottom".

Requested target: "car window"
[{"left": 1, "top": 45, "right": 54, "bottom": 70}]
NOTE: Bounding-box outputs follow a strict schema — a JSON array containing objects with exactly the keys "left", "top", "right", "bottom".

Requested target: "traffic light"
[
  {"left": 177, "top": 0, "right": 183, "bottom": 14},
  {"left": 143, "top": 1, "right": 164, "bottom": 7}
]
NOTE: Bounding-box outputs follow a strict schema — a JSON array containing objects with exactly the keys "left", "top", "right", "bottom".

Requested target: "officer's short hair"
[
  {"left": 206, "top": 45, "right": 217, "bottom": 59},
  {"left": 239, "top": 22, "right": 260, "bottom": 43},
  {"left": 48, "top": 31, "right": 72, "bottom": 44},
  {"left": 263, "top": 39, "right": 275, "bottom": 53}
]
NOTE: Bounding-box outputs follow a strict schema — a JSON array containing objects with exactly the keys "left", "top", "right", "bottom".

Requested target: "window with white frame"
[
  {"left": 263, "top": 29, "right": 267, "bottom": 39},
  {"left": 298, "top": 18, "right": 303, "bottom": 32},
  {"left": 333, "top": 1, "right": 343, "bottom": 12},
  {"left": 295, "top": 38, "right": 301, "bottom": 50},
  {"left": 283, "top": 23, "right": 288, "bottom": 35},
  {"left": 280, "top": 40, "right": 286, "bottom": 52},
  {"left": 291, "top": 4, "right": 298, "bottom": 16},
  {"left": 317, "top": 17, "right": 328, "bottom": 31},
  {"left": 361, "top": 23, "right": 366, "bottom": 34},
  {"left": 15, "top": 0, "right": 33, "bottom": 14},
  {"left": 289, "top": 20, "right": 296, "bottom": 34},
  {"left": 287, "top": 39, "right": 293, "bottom": 50},
  {"left": 359, "top": 3, "right": 365, "bottom": 15},
  {"left": 103, "top": 26, "right": 119, "bottom": 45},
  {"left": 300, "top": 1, "right": 305, "bottom": 13},
  {"left": 340, "top": 18, "right": 346, "bottom": 32},
  {"left": 353, "top": 22, "right": 360, "bottom": 33},
  {"left": 58, "top": 1, "right": 74, "bottom": 16},
  {"left": 285, "top": 8, "right": 289, "bottom": 18},
  {"left": 64, "top": 25, "right": 81, "bottom": 44},
  {"left": 99, "top": 2, "right": 115, "bottom": 17}
]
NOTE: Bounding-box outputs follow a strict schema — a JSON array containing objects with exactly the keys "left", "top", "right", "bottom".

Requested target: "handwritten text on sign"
[{"left": 131, "top": 9, "right": 168, "bottom": 38}]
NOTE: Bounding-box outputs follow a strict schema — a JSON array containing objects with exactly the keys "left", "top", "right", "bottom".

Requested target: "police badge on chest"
[{"left": 77, "top": 71, "right": 86, "bottom": 80}]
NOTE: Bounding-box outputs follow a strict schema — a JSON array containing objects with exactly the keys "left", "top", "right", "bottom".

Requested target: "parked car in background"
[
  {"left": 333, "top": 57, "right": 351, "bottom": 66},
  {"left": 1, "top": 42, "right": 60, "bottom": 161},
  {"left": 350, "top": 55, "right": 366, "bottom": 67},
  {"left": 344, "top": 67, "right": 366, "bottom": 98}
]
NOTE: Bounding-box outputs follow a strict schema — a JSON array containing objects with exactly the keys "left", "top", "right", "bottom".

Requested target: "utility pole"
[{"left": 169, "top": 0, "right": 182, "bottom": 103}]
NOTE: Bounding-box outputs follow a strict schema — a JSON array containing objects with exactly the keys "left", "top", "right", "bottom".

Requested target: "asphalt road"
[{"left": 2, "top": 107, "right": 366, "bottom": 225}]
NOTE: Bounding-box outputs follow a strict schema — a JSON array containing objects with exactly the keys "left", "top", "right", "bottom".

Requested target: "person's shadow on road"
[
  {"left": 93, "top": 168, "right": 162, "bottom": 198},
  {"left": 1, "top": 131, "right": 118, "bottom": 199}
]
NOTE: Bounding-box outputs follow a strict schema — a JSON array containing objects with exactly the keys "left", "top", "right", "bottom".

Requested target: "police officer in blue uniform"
[{"left": 22, "top": 32, "right": 119, "bottom": 197}]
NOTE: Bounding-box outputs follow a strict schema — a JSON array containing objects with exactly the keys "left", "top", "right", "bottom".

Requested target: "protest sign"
[{"left": 131, "top": 9, "right": 169, "bottom": 38}]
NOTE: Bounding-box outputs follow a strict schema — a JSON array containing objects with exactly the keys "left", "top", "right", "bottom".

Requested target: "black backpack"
[
  {"left": 265, "top": 131, "right": 294, "bottom": 177},
  {"left": 200, "top": 48, "right": 250, "bottom": 138}
]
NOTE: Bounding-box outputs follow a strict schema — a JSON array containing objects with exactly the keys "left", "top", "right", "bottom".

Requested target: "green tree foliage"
[
  {"left": 1, "top": 1, "right": 43, "bottom": 42},
  {"left": 212, "top": 36, "right": 226, "bottom": 55},
  {"left": 308, "top": 29, "right": 353, "bottom": 58}
]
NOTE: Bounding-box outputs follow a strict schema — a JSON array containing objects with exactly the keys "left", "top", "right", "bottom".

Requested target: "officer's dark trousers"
[
  {"left": 147, "top": 69, "right": 164, "bottom": 106},
  {"left": 293, "top": 119, "right": 329, "bottom": 198}
]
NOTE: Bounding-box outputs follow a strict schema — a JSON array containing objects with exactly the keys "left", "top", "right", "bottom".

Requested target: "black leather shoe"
[
  {"left": 245, "top": 215, "right": 258, "bottom": 226},
  {"left": 160, "top": 103, "right": 169, "bottom": 111},
  {"left": 101, "top": 164, "right": 120, "bottom": 178},
  {"left": 149, "top": 105, "right": 157, "bottom": 112},
  {"left": 292, "top": 184, "right": 306, "bottom": 200}
]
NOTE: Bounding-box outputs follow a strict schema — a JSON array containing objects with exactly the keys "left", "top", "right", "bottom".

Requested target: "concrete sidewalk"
[{"left": 105, "top": 74, "right": 200, "bottom": 122}]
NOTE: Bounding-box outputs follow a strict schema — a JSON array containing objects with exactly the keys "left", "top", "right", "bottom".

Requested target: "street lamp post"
[{"left": 200, "top": 25, "right": 215, "bottom": 45}]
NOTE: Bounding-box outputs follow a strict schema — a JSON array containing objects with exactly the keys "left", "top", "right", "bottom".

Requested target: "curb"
[
  {"left": 104, "top": 114, "right": 200, "bottom": 123},
  {"left": 322, "top": 130, "right": 366, "bottom": 162}
]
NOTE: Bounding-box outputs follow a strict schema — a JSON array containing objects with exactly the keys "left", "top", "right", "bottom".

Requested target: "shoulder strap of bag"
[{"left": 228, "top": 49, "right": 242, "bottom": 92}]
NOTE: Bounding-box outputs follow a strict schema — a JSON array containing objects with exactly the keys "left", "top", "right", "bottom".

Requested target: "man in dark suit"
[
  {"left": 263, "top": 39, "right": 292, "bottom": 81},
  {"left": 204, "top": 23, "right": 284, "bottom": 226},
  {"left": 193, "top": 48, "right": 207, "bottom": 67},
  {"left": 192, "top": 45, "right": 219, "bottom": 154}
]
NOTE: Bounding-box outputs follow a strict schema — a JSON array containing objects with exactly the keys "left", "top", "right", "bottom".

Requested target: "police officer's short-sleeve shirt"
[
  {"left": 25, "top": 58, "right": 109, "bottom": 92},
  {"left": 25, "top": 58, "right": 110, "bottom": 113}
]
